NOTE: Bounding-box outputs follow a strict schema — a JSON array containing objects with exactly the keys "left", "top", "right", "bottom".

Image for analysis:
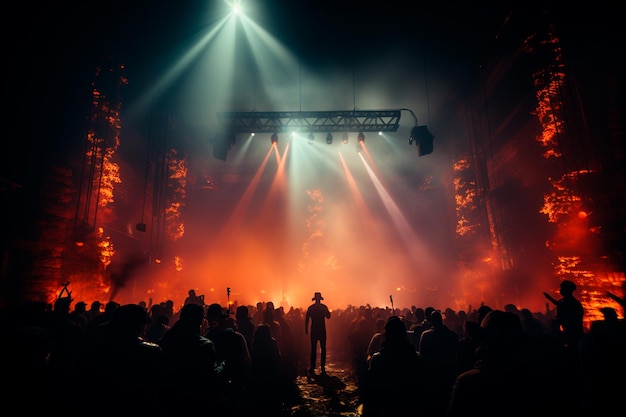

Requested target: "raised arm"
[
  {"left": 606, "top": 291, "right": 626, "bottom": 307},
  {"left": 543, "top": 292, "right": 558, "bottom": 306}
]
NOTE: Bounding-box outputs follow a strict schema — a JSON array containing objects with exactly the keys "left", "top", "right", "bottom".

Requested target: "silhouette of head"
[
  {"left": 110, "top": 303, "right": 151, "bottom": 339},
  {"left": 480, "top": 310, "right": 523, "bottom": 347},
  {"left": 312, "top": 292, "right": 324, "bottom": 301},
  {"left": 477, "top": 305, "right": 493, "bottom": 324},
  {"left": 179, "top": 303, "right": 205, "bottom": 327},
  {"left": 54, "top": 297, "right": 72, "bottom": 314},
  {"left": 560, "top": 280, "right": 576, "bottom": 295},
  {"left": 520, "top": 308, "right": 534, "bottom": 320},
  {"left": 430, "top": 310, "right": 443, "bottom": 326},
  {"left": 206, "top": 303, "right": 226, "bottom": 324},
  {"left": 384, "top": 315, "right": 407, "bottom": 342},
  {"left": 236, "top": 305, "right": 249, "bottom": 318},
  {"left": 414, "top": 307, "right": 425, "bottom": 322},
  {"left": 599, "top": 307, "right": 617, "bottom": 321},
  {"left": 254, "top": 323, "right": 272, "bottom": 342}
]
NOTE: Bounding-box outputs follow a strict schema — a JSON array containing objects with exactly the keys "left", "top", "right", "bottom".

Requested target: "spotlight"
[
  {"left": 357, "top": 132, "right": 365, "bottom": 143},
  {"left": 342, "top": 132, "right": 349, "bottom": 144},
  {"left": 409, "top": 126, "right": 434, "bottom": 156},
  {"left": 308, "top": 132, "right": 315, "bottom": 143},
  {"left": 231, "top": 0, "right": 243, "bottom": 15},
  {"left": 326, "top": 132, "right": 333, "bottom": 144},
  {"left": 271, "top": 132, "right": 278, "bottom": 145}
]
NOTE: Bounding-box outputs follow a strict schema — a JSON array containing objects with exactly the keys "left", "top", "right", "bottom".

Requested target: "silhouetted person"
[
  {"left": 519, "top": 308, "right": 548, "bottom": 340},
  {"left": 159, "top": 303, "right": 224, "bottom": 412},
  {"left": 408, "top": 307, "right": 426, "bottom": 348},
  {"left": 70, "top": 301, "right": 89, "bottom": 328},
  {"left": 235, "top": 305, "right": 255, "bottom": 355},
  {"left": 544, "top": 280, "right": 584, "bottom": 350},
  {"left": 366, "top": 318, "right": 387, "bottom": 362},
  {"left": 443, "top": 307, "right": 463, "bottom": 337},
  {"left": 305, "top": 292, "right": 331, "bottom": 375},
  {"left": 579, "top": 306, "right": 626, "bottom": 415},
  {"left": 260, "top": 301, "right": 282, "bottom": 349},
  {"left": 86, "top": 300, "right": 102, "bottom": 322},
  {"left": 253, "top": 301, "right": 265, "bottom": 326},
  {"left": 286, "top": 306, "right": 308, "bottom": 368},
  {"left": 145, "top": 313, "right": 170, "bottom": 343},
  {"left": 349, "top": 314, "right": 375, "bottom": 392},
  {"left": 184, "top": 289, "right": 205, "bottom": 306},
  {"left": 419, "top": 309, "right": 459, "bottom": 416},
  {"left": 274, "top": 306, "right": 298, "bottom": 381},
  {"left": 542, "top": 280, "right": 587, "bottom": 417},
  {"left": 86, "top": 300, "right": 119, "bottom": 344},
  {"left": 80, "top": 303, "right": 165, "bottom": 415},
  {"left": 47, "top": 295, "right": 88, "bottom": 396},
  {"left": 421, "top": 306, "right": 436, "bottom": 329},
  {"left": 456, "top": 319, "right": 483, "bottom": 374},
  {"left": 476, "top": 304, "right": 493, "bottom": 324},
  {"left": 447, "top": 310, "right": 549, "bottom": 417},
  {"left": 163, "top": 299, "right": 175, "bottom": 323},
  {"left": 251, "top": 323, "right": 282, "bottom": 395},
  {"left": 205, "top": 303, "right": 252, "bottom": 403},
  {"left": 362, "top": 315, "right": 424, "bottom": 417}
]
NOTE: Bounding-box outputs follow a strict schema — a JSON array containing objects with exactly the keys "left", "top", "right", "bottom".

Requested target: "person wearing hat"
[
  {"left": 70, "top": 301, "right": 89, "bottom": 327},
  {"left": 87, "top": 300, "right": 102, "bottom": 322},
  {"left": 544, "top": 280, "right": 584, "bottom": 350},
  {"left": 305, "top": 292, "right": 331, "bottom": 375}
]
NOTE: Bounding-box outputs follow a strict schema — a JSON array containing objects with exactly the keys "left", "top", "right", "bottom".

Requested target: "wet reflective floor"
[{"left": 280, "top": 349, "right": 362, "bottom": 416}]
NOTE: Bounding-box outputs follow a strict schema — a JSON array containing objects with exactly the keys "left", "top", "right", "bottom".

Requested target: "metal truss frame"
[{"left": 217, "top": 109, "right": 418, "bottom": 133}]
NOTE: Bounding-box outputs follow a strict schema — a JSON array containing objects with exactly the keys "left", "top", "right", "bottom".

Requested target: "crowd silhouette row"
[{"left": 2, "top": 280, "right": 625, "bottom": 417}]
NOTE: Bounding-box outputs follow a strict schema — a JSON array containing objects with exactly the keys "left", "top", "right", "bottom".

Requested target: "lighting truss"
[
  {"left": 212, "top": 108, "right": 433, "bottom": 160},
  {"left": 217, "top": 109, "right": 406, "bottom": 133}
]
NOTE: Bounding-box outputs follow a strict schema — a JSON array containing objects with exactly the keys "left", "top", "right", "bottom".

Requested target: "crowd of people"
[{"left": 2, "top": 280, "right": 625, "bottom": 416}]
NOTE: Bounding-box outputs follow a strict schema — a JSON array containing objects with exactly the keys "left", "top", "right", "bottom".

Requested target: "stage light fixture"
[
  {"left": 271, "top": 132, "right": 278, "bottom": 145},
  {"left": 326, "top": 132, "right": 333, "bottom": 144},
  {"left": 357, "top": 132, "right": 365, "bottom": 143},
  {"left": 408, "top": 126, "right": 434, "bottom": 156},
  {"left": 342, "top": 132, "right": 349, "bottom": 144}
]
